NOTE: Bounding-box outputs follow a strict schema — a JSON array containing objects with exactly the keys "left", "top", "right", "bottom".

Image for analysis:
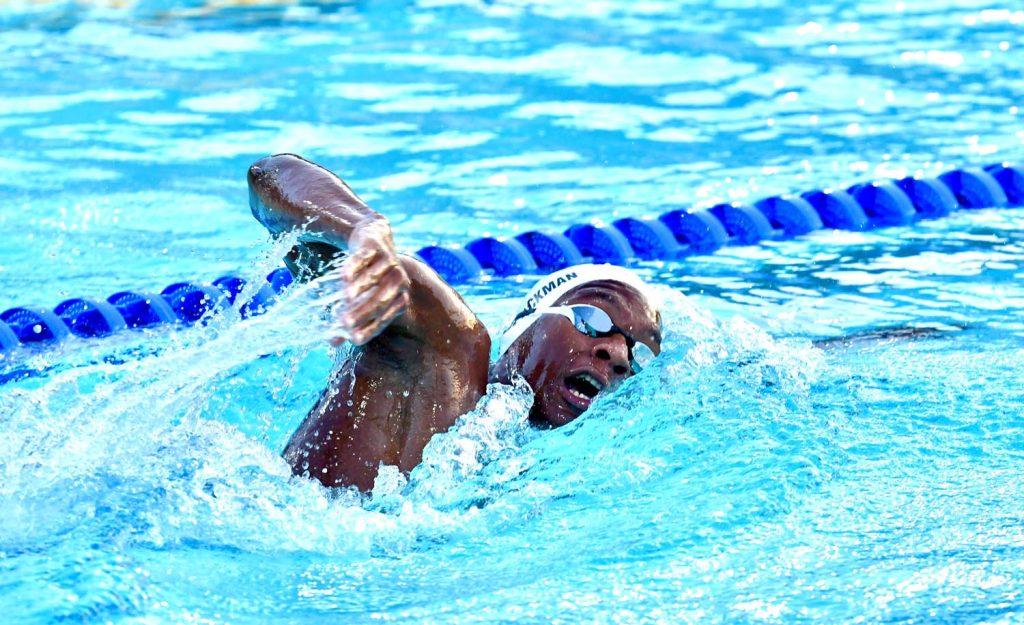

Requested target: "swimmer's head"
[{"left": 493, "top": 264, "right": 662, "bottom": 427}]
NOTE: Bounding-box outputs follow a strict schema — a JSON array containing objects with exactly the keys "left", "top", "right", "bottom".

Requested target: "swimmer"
[{"left": 248, "top": 154, "right": 662, "bottom": 491}]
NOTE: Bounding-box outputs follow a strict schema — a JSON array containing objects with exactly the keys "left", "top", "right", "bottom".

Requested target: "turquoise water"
[{"left": 2, "top": 1, "right": 1024, "bottom": 622}]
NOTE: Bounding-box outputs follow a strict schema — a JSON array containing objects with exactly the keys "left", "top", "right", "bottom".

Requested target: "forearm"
[
  {"left": 247, "top": 153, "right": 386, "bottom": 247},
  {"left": 247, "top": 154, "right": 411, "bottom": 345}
]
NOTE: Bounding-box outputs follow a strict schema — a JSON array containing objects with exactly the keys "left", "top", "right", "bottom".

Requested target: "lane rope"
[{"left": 2, "top": 163, "right": 1022, "bottom": 352}]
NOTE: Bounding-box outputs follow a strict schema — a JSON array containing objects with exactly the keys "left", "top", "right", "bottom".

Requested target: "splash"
[{"left": 0, "top": 267, "right": 838, "bottom": 579}]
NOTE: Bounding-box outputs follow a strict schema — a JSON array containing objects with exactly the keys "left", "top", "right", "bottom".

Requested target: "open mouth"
[{"left": 562, "top": 372, "right": 605, "bottom": 411}]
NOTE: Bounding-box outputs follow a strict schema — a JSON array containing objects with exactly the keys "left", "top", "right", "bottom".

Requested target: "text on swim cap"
[{"left": 522, "top": 271, "right": 578, "bottom": 313}]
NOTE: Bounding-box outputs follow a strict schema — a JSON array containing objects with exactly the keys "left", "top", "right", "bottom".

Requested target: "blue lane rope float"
[
  {"left": 2, "top": 163, "right": 1023, "bottom": 354},
  {"left": 752, "top": 195, "right": 823, "bottom": 236},
  {"left": 847, "top": 181, "right": 917, "bottom": 227}
]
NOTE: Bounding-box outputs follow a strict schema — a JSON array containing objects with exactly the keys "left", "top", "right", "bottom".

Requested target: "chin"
[
  {"left": 528, "top": 410, "right": 557, "bottom": 428},
  {"left": 530, "top": 398, "right": 581, "bottom": 429}
]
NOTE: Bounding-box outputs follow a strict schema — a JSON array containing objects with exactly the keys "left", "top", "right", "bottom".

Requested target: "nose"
[{"left": 592, "top": 334, "right": 631, "bottom": 378}]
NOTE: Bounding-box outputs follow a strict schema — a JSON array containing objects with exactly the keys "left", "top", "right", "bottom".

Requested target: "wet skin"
[
  {"left": 248, "top": 154, "right": 661, "bottom": 490},
  {"left": 492, "top": 282, "right": 662, "bottom": 427}
]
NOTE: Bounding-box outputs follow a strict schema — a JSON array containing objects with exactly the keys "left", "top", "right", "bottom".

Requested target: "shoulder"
[{"left": 375, "top": 255, "right": 491, "bottom": 361}]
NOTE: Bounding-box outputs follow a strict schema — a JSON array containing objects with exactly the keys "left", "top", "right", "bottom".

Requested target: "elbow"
[
  {"left": 248, "top": 154, "right": 284, "bottom": 187},
  {"left": 247, "top": 153, "right": 307, "bottom": 187},
  {"left": 247, "top": 156, "right": 285, "bottom": 230},
  {"left": 247, "top": 156, "right": 276, "bottom": 193},
  {"left": 247, "top": 154, "right": 315, "bottom": 234},
  {"left": 247, "top": 161, "right": 267, "bottom": 189}
]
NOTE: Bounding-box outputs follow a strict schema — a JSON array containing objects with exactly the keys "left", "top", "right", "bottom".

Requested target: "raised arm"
[
  {"left": 248, "top": 154, "right": 380, "bottom": 244},
  {"left": 259, "top": 156, "right": 493, "bottom": 490},
  {"left": 248, "top": 153, "right": 410, "bottom": 345}
]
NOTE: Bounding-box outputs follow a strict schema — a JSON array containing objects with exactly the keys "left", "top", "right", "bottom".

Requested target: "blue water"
[{"left": 2, "top": 1, "right": 1024, "bottom": 623}]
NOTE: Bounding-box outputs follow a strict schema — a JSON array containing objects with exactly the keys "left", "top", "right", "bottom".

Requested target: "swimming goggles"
[{"left": 538, "top": 304, "right": 657, "bottom": 374}]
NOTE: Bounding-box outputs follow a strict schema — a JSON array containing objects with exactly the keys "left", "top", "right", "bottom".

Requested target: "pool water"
[{"left": 2, "top": 1, "right": 1024, "bottom": 623}]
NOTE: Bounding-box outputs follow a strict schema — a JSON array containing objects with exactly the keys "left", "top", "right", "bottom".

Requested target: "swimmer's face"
[{"left": 512, "top": 281, "right": 662, "bottom": 428}]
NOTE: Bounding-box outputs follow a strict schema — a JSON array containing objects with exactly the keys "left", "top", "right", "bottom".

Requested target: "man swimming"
[{"left": 248, "top": 154, "right": 662, "bottom": 491}]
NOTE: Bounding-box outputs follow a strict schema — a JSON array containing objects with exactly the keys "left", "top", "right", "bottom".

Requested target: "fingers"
[
  {"left": 334, "top": 261, "right": 410, "bottom": 346},
  {"left": 342, "top": 254, "right": 406, "bottom": 318},
  {"left": 348, "top": 289, "right": 410, "bottom": 346},
  {"left": 340, "top": 246, "right": 381, "bottom": 283},
  {"left": 343, "top": 248, "right": 397, "bottom": 303},
  {"left": 345, "top": 271, "right": 407, "bottom": 326},
  {"left": 327, "top": 226, "right": 410, "bottom": 345}
]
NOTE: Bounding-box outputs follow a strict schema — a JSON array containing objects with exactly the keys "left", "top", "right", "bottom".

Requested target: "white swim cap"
[{"left": 497, "top": 264, "right": 659, "bottom": 358}]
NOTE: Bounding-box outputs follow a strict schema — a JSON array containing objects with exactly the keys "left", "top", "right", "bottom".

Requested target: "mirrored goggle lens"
[
  {"left": 569, "top": 305, "right": 615, "bottom": 336},
  {"left": 629, "top": 341, "right": 657, "bottom": 373}
]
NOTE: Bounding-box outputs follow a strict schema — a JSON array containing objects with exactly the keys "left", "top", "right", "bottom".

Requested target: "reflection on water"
[
  {"left": 2, "top": 0, "right": 1023, "bottom": 306},
  {"left": 2, "top": 0, "right": 1024, "bottom": 622}
]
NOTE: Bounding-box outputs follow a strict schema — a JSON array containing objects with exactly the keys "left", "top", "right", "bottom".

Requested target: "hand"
[{"left": 331, "top": 218, "right": 411, "bottom": 346}]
